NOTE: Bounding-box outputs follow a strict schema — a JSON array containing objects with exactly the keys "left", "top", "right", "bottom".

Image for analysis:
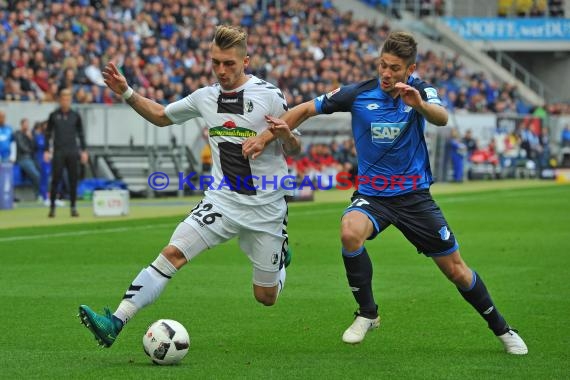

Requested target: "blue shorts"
[{"left": 344, "top": 190, "right": 459, "bottom": 257}]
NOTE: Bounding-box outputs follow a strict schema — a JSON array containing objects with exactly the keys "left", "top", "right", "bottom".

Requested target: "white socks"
[
  {"left": 277, "top": 267, "right": 287, "bottom": 295},
  {"left": 113, "top": 254, "right": 177, "bottom": 324}
]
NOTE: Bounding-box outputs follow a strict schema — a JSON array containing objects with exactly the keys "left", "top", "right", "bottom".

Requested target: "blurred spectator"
[
  {"left": 516, "top": 0, "right": 534, "bottom": 16},
  {"left": 448, "top": 129, "right": 466, "bottom": 182},
  {"left": 529, "top": 0, "right": 547, "bottom": 16},
  {"left": 462, "top": 129, "right": 478, "bottom": 159},
  {"left": 33, "top": 120, "right": 51, "bottom": 204},
  {"left": 493, "top": 125, "right": 508, "bottom": 171},
  {"left": 0, "top": 110, "right": 13, "bottom": 162},
  {"left": 499, "top": 0, "right": 556, "bottom": 17},
  {"left": 537, "top": 127, "right": 551, "bottom": 172},
  {"left": 560, "top": 125, "right": 570, "bottom": 148},
  {"left": 14, "top": 118, "right": 41, "bottom": 200},
  {"left": 201, "top": 143, "right": 212, "bottom": 174},
  {"left": 470, "top": 142, "right": 500, "bottom": 178},
  {"left": 498, "top": 0, "right": 514, "bottom": 17},
  {"left": 518, "top": 119, "right": 540, "bottom": 161},
  {"left": 548, "top": 0, "right": 565, "bottom": 17}
]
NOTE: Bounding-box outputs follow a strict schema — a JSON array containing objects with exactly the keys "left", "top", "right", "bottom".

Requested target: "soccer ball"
[{"left": 143, "top": 319, "right": 190, "bottom": 365}]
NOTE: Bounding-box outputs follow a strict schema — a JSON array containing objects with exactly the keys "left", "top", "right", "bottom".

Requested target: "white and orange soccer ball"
[{"left": 143, "top": 319, "right": 190, "bottom": 365}]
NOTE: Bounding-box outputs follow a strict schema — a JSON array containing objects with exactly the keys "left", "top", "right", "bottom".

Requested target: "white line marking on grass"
[
  {"left": 0, "top": 207, "right": 344, "bottom": 243},
  {"left": 0, "top": 208, "right": 341, "bottom": 243},
  {"left": 1, "top": 187, "right": 562, "bottom": 243},
  {"left": 0, "top": 223, "right": 173, "bottom": 242}
]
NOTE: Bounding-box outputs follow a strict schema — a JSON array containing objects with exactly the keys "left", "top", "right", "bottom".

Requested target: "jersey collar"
[{"left": 220, "top": 75, "right": 254, "bottom": 94}]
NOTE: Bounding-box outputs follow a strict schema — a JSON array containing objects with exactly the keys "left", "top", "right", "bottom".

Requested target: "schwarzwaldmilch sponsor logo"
[{"left": 209, "top": 121, "right": 257, "bottom": 137}]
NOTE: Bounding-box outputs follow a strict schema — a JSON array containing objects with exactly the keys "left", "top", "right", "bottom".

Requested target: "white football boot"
[
  {"left": 497, "top": 329, "right": 528, "bottom": 355},
  {"left": 342, "top": 312, "right": 380, "bottom": 344}
]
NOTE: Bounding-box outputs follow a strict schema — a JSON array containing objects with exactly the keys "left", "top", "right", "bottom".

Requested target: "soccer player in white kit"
[{"left": 78, "top": 25, "right": 301, "bottom": 347}]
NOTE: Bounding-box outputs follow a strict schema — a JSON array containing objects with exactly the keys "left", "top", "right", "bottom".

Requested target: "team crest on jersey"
[
  {"left": 439, "top": 226, "right": 451, "bottom": 241},
  {"left": 209, "top": 121, "right": 257, "bottom": 138},
  {"left": 424, "top": 87, "right": 438, "bottom": 99},
  {"left": 370, "top": 122, "right": 407, "bottom": 143},
  {"left": 326, "top": 87, "right": 340, "bottom": 98},
  {"left": 245, "top": 99, "right": 254, "bottom": 113}
]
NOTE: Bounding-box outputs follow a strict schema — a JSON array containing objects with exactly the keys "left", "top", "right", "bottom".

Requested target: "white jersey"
[{"left": 165, "top": 75, "right": 290, "bottom": 206}]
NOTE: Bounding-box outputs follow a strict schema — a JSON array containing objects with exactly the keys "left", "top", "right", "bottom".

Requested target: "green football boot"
[{"left": 78, "top": 305, "right": 122, "bottom": 348}]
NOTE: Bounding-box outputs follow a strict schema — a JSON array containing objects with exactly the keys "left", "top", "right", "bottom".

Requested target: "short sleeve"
[
  {"left": 411, "top": 78, "right": 443, "bottom": 106},
  {"left": 164, "top": 90, "right": 203, "bottom": 124},
  {"left": 313, "top": 79, "right": 377, "bottom": 114},
  {"left": 270, "top": 88, "right": 289, "bottom": 117}
]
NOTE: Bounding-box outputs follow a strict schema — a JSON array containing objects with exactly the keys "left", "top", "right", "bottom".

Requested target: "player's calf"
[{"left": 253, "top": 284, "right": 279, "bottom": 306}]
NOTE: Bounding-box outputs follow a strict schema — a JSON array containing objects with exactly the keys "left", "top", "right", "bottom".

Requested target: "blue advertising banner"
[{"left": 444, "top": 18, "right": 570, "bottom": 40}]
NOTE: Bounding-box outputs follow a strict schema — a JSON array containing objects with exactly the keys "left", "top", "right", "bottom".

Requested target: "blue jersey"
[
  {"left": 34, "top": 132, "right": 46, "bottom": 163},
  {"left": 314, "top": 77, "right": 443, "bottom": 197},
  {"left": 0, "top": 125, "right": 13, "bottom": 161}
]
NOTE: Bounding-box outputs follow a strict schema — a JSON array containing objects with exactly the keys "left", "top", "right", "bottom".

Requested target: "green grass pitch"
[{"left": 1, "top": 183, "right": 569, "bottom": 379}]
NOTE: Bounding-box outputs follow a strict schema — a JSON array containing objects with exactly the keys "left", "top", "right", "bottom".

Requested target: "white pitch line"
[
  {"left": 0, "top": 187, "right": 562, "bottom": 243},
  {"left": 0, "top": 208, "right": 341, "bottom": 243},
  {"left": 0, "top": 223, "right": 173, "bottom": 243}
]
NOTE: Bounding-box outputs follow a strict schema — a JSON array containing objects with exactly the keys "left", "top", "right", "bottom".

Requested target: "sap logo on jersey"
[{"left": 371, "top": 122, "right": 407, "bottom": 143}]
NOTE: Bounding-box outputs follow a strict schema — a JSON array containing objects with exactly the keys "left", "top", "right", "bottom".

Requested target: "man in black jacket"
[{"left": 44, "top": 88, "right": 88, "bottom": 217}]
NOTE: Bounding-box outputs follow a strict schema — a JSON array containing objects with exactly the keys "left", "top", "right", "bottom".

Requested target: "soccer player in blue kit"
[{"left": 243, "top": 31, "right": 527, "bottom": 354}]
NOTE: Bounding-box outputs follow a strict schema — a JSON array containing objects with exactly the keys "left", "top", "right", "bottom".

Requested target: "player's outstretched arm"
[
  {"left": 242, "top": 101, "right": 317, "bottom": 159},
  {"left": 280, "top": 101, "right": 318, "bottom": 131},
  {"left": 103, "top": 62, "right": 173, "bottom": 127},
  {"left": 265, "top": 116, "right": 301, "bottom": 156},
  {"left": 415, "top": 101, "right": 448, "bottom": 126}
]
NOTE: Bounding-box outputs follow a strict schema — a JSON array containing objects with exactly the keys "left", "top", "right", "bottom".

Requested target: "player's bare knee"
[
  {"left": 161, "top": 245, "right": 187, "bottom": 269},
  {"left": 340, "top": 217, "right": 369, "bottom": 251},
  {"left": 340, "top": 227, "right": 364, "bottom": 251}
]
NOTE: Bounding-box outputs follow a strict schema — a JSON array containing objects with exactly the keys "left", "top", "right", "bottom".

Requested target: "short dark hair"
[
  {"left": 381, "top": 31, "right": 418, "bottom": 66},
  {"left": 212, "top": 25, "right": 247, "bottom": 56}
]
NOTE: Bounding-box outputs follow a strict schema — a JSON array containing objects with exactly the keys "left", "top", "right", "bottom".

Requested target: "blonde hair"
[{"left": 212, "top": 25, "right": 247, "bottom": 56}]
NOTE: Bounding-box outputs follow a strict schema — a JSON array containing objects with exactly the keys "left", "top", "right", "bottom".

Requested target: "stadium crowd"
[
  {"left": 286, "top": 117, "right": 556, "bottom": 187},
  {"left": 2, "top": 0, "right": 568, "bottom": 116},
  {"left": 497, "top": 0, "right": 566, "bottom": 17},
  {"left": 2, "top": 0, "right": 569, "bottom": 199},
  {"left": 362, "top": 0, "right": 565, "bottom": 18}
]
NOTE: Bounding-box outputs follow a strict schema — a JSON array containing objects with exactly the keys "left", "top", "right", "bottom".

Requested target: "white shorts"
[{"left": 169, "top": 194, "right": 289, "bottom": 287}]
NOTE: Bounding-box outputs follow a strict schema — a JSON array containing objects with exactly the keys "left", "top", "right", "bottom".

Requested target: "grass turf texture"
[{"left": 0, "top": 182, "right": 568, "bottom": 379}]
